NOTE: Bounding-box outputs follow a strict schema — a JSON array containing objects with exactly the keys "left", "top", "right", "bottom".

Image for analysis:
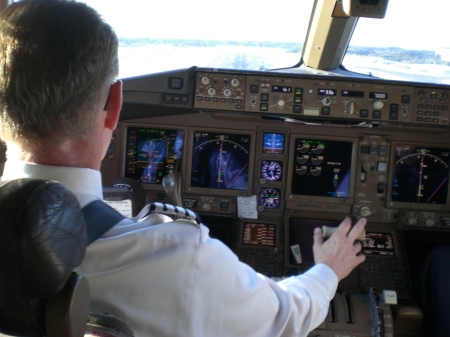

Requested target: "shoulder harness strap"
[{"left": 83, "top": 201, "right": 201, "bottom": 245}]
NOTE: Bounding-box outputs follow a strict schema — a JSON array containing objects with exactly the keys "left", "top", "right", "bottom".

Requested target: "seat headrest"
[{"left": 0, "top": 178, "right": 87, "bottom": 335}]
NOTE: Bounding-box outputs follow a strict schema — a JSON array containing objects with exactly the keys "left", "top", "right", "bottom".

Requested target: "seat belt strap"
[{"left": 82, "top": 200, "right": 125, "bottom": 245}]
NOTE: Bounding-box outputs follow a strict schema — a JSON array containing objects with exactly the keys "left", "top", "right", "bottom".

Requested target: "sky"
[{"left": 83, "top": 0, "right": 450, "bottom": 51}]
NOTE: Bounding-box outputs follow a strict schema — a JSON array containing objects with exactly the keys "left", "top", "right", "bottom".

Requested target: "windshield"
[
  {"left": 343, "top": 0, "right": 450, "bottom": 85},
  {"left": 83, "top": 0, "right": 314, "bottom": 78}
]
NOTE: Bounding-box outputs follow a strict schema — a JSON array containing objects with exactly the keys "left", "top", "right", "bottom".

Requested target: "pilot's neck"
[{"left": 6, "top": 138, "right": 103, "bottom": 171}]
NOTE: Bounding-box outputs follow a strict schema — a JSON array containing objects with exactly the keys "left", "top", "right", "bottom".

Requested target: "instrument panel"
[
  {"left": 193, "top": 69, "right": 450, "bottom": 127},
  {"left": 105, "top": 67, "right": 450, "bottom": 336}
]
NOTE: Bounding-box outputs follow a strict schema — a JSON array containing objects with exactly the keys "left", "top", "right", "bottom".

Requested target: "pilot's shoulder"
[{"left": 101, "top": 214, "right": 210, "bottom": 247}]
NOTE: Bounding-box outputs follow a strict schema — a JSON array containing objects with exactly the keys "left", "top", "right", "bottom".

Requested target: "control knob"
[
  {"left": 426, "top": 218, "right": 435, "bottom": 226},
  {"left": 231, "top": 78, "right": 240, "bottom": 87},
  {"left": 202, "top": 203, "right": 211, "bottom": 211},
  {"left": 360, "top": 206, "right": 372, "bottom": 217},
  {"left": 373, "top": 100, "right": 384, "bottom": 109},
  {"left": 276, "top": 98, "right": 285, "bottom": 107},
  {"left": 322, "top": 97, "right": 331, "bottom": 106},
  {"left": 223, "top": 88, "right": 232, "bottom": 96},
  {"left": 207, "top": 88, "right": 216, "bottom": 95}
]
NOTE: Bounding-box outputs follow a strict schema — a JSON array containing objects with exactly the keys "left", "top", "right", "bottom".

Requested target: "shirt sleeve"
[{"left": 188, "top": 227, "right": 338, "bottom": 337}]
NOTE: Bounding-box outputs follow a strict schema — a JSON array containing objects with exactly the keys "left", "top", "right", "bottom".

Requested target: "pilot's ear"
[{"left": 104, "top": 80, "right": 122, "bottom": 131}]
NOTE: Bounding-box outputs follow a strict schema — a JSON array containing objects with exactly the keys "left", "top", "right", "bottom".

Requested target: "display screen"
[
  {"left": 272, "top": 86, "right": 292, "bottom": 93},
  {"left": 125, "top": 127, "right": 184, "bottom": 184},
  {"left": 362, "top": 232, "right": 395, "bottom": 256},
  {"left": 318, "top": 88, "right": 336, "bottom": 96},
  {"left": 291, "top": 139, "right": 353, "bottom": 198},
  {"left": 243, "top": 222, "right": 276, "bottom": 246},
  {"left": 261, "top": 160, "right": 283, "bottom": 182},
  {"left": 262, "top": 132, "right": 285, "bottom": 154},
  {"left": 258, "top": 187, "right": 281, "bottom": 209},
  {"left": 392, "top": 145, "right": 450, "bottom": 204},
  {"left": 191, "top": 131, "right": 251, "bottom": 190},
  {"left": 369, "top": 92, "right": 388, "bottom": 99},
  {"left": 288, "top": 218, "right": 341, "bottom": 265},
  {"left": 341, "top": 90, "right": 365, "bottom": 98}
]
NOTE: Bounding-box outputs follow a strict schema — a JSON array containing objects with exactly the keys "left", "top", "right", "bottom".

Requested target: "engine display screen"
[
  {"left": 191, "top": 131, "right": 251, "bottom": 190},
  {"left": 243, "top": 222, "right": 276, "bottom": 246},
  {"left": 362, "top": 232, "right": 395, "bottom": 256},
  {"left": 262, "top": 132, "right": 285, "bottom": 154},
  {"left": 125, "top": 127, "right": 184, "bottom": 184},
  {"left": 392, "top": 145, "right": 450, "bottom": 204},
  {"left": 291, "top": 139, "right": 353, "bottom": 198}
]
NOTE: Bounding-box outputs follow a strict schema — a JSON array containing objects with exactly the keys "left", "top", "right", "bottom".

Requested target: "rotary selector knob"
[
  {"left": 231, "top": 78, "right": 240, "bottom": 87},
  {"left": 202, "top": 203, "right": 211, "bottom": 211},
  {"left": 322, "top": 97, "right": 331, "bottom": 106},
  {"left": 223, "top": 88, "right": 232, "bottom": 96},
  {"left": 426, "top": 218, "right": 435, "bottom": 226},
  {"left": 360, "top": 206, "right": 372, "bottom": 217},
  {"left": 207, "top": 88, "right": 216, "bottom": 96},
  {"left": 373, "top": 100, "right": 384, "bottom": 109},
  {"left": 408, "top": 217, "right": 418, "bottom": 225},
  {"left": 277, "top": 99, "right": 285, "bottom": 107},
  {"left": 201, "top": 76, "right": 210, "bottom": 85}
]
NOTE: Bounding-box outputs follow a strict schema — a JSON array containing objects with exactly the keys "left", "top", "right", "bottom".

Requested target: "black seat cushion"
[{"left": 0, "top": 178, "right": 87, "bottom": 335}]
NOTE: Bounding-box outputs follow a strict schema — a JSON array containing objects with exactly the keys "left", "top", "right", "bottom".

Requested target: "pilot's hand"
[{"left": 313, "top": 217, "right": 367, "bottom": 281}]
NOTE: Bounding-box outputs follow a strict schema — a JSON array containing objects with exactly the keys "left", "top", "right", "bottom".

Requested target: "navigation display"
[
  {"left": 291, "top": 139, "right": 353, "bottom": 198},
  {"left": 392, "top": 145, "right": 450, "bottom": 204},
  {"left": 125, "top": 127, "right": 184, "bottom": 184},
  {"left": 243, "top": 222, "right": 276, "bottom": 246},
  {"left": 191, "top": 131, "right": 251, "bottom": 190}
]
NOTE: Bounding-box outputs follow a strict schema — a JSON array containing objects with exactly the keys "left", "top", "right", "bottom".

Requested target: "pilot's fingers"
[
  {"left": 313, "top": 227, "right": 324, "bottom": 247},
  {"left": 352, "top": 240, "right": 363, "bottom": 254},
  {"left": 334, "top": 216, "right": 352, "bottom": 237},
  {"left": 353, "top": 242, "right": 366, "bottom": 263},
  {"left": 347, "top": 218, "right": 367, "bottom": 242}
]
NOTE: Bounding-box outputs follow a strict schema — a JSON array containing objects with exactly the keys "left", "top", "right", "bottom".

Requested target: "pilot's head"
[{"left": 0, "top": 0, "right": 119, "bottom": 152}]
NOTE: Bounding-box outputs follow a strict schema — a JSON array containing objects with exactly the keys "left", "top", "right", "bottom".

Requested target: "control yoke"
[{"left": 162, "top": 170, "right": 182, "bottom": 207}]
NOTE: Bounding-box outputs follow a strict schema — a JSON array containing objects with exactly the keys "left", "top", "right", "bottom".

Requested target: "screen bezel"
[
  {"left": 386, "top": 141, "right": 450, "bottom": 211},
  {"left": 184, "top": 127, "right": 256, "bottom": 197},
  {"left": 285, "top": 134, "right": 357, "bottom": 210},
  {"left": 120, "top": 123, "right": 189, "bottom": 192}
]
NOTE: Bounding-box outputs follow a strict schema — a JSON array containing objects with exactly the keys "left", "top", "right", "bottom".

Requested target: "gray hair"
[{"left": 0, "top": 0, "right": 119, "bottom": 149}]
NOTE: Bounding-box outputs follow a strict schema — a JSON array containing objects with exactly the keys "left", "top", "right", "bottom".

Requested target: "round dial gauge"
[
  {"left": 259, "top": 188, "right": 281, "bottom": 209},
  {"left": 261, "top": 160, "right": 283, "bottom": 182}
]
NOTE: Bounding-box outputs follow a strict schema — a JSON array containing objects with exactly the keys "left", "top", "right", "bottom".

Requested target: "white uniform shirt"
[{"left": 2, "top": 160, "right": 338, "bottom": 337}]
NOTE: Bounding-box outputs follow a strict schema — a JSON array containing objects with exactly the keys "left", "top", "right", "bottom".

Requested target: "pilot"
[
  {"left": 413, "top": 245, "right": 450, "bottom": 336},
  {"left": 0, "top": 1, "right": 366, "bottom": 336}
]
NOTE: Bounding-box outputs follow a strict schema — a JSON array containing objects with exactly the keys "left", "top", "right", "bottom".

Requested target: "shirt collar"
[{"left": 1, "top": 160, "right": 103, "bottom": 201}]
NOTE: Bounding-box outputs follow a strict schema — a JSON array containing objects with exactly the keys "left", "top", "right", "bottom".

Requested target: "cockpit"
[{"left": 2, "top": 0, "right": 450, "bottom": 336}]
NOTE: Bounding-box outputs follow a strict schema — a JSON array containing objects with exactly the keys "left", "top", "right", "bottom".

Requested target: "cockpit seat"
[{"left": 0, "top": 178, "right": 133, "bottom": 337}]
